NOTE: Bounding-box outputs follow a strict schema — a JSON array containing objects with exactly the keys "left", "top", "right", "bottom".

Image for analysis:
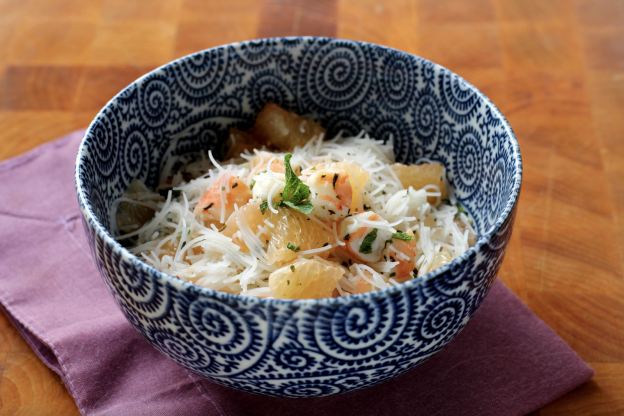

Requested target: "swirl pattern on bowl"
[{"left": 76, "top": 37, "right": 521, "bottom": 398}]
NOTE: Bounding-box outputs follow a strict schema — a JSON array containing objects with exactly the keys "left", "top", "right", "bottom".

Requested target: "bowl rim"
[{"left": 75, "top": 36, "right": 523, "bottom": 307}]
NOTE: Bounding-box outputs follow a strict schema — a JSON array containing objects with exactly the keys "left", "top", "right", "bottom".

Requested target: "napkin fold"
[{"left": 0, "top": 130, "right": 593, "bottom": 416}]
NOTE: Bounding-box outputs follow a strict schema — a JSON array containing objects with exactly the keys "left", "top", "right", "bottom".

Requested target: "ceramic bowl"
[{"left": 75, "top": 37, "right": 521, "bottom": 398}]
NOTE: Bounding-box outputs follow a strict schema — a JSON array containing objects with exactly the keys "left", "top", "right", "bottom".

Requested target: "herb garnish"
[
  {"left": 359, "top": 228, "right": 378, "bottom": 254},
  {"left": 203, "top": 202, "right": 214, "bottom": 210},
  {"left": 159, "top": 187, "right": 181, "bottom": 198},
  {"left": 332, "top": 173, "right": 338, "bottom": 189},
  {"left": 260, "top": 154, "right": 314, "bottom": 215},
  {"left": 232, "top": 182, "right": 238, "bottom": 188},
  {"left": 391, "top": 232, "right": 414, "bottom": 242},
  {"left": 287, "top": 242, "right": 301, "bottom": 252},
  {"left": 290, "top": 265, "right": 296, "bottom": 272}
]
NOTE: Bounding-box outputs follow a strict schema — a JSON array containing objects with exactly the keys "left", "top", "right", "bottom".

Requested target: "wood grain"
[{"left": 0, "top": 0, "right": 623, "bottom": 414}]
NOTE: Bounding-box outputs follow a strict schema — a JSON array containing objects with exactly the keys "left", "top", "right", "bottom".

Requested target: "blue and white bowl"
[{"left": 75, "top": 37, "right": 521, "bottom": 398}]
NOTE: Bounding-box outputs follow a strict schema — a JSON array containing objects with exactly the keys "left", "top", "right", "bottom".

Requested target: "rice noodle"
[{"left": 113, "top": 128, "right": 476, "bottom": 298}]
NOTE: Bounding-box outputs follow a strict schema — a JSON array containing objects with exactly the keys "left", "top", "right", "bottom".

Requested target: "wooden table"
[{"left": 1, "top": 0, "right": 623, "bottom": 414}]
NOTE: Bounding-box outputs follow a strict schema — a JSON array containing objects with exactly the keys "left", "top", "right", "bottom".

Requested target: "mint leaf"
[
  {"left": 258, "top": 155, "right": 315, "bottom": 217},
  {"left": 282, "top": 154, "right": 310, "bottom": 205},
  {"left": 391, "top": 232, "right": 414, "bottom": 242},
  {"left": 287, "top": 242, "right": 300, "bottom": 252},
  {"left": 281, "top": 200, "right": 314, "bottom": 215},
  {"left": 359, "top": 228, "right": 378, "bottom": 254}
]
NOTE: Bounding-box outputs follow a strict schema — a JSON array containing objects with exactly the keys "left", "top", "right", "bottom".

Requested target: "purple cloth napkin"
[{"left": 0, "top": 130, "right": 593, "bottom": 416}]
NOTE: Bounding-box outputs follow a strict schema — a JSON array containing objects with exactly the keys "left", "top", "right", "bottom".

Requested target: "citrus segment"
[
  {"left": 269, "top": 258, "right": 345, "bottom": 299},
  {"left": 392, "top": 163, "right": 447, "bottom": 204}
]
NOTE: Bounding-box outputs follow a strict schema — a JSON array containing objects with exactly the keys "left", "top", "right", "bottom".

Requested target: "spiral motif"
[
  {"left": 377, "top": 50, "right": 415, "bottom": 111},
  {"left": 170, "top": 48, "right": 228, "bottom": 101},
  {"left": 249, "top": 71, "right": 295, "bottom": 112},
  {"left": 420, "top": 298, "right": 466, "bottom": 340},
  {"left": 91, "top": 108, "right": 120, "bottom": 178},
  {"left": 453, "top": 126, "right": 483, "bottom": 198},
  {"left": 151, "top": 331, "right": 211, "bottom": 370},
  {"left": 281, "top": 383, "right": 342, "bottom": 398},
  {"left": 439, "top": 121, "right": 456, "bottom": 152},
  {"left": 235, "top": 39, "right": 274, "bottom": 68},
  {"left": 276, "top": 348, "right": 316, "bottom": 370},
  {"left": 422, "top": 61, "right": 435, "bottom": 86},
  {"left": 117, "top": 260, "right": 171, "bottom": 319},
  {"left": 371, "top": 114, "right": 411, "bottom": 162},
  {"left": 187, "top": 299, "right": 253, "bottom": 353},
  {"left": 138, "top": 74, "right": 172, "bottom": 128},
  {"left": 122, "top": 129, "right": 149, "bottom": 185},
  {"left": 325, "top": 114, "right": 362, "bottom": 138},
  {"left": 487, "top": 159, "right": 505, "bottom": 227},
  {"left": 276, "top": 51, "right": 294, "bottom": 74},
  {"left": 471, "top": 267, "right": 489, "bottom": 289},
  {"left": 432, "top": 259, "right": 473, "bottom": 296},
  {"left": 80, "top": 160, "right": 109, "bottom": 230},
  {"left": 301, "top": 40, "right": 372, "bottom": 111},
  {"left": 413, "top": 88, "right": 441, "bottom": 149},
  {"left": 439, "top": 72, "right": 481, "bottom": 124},
  {"left": 312, "top": 292, "right": 408, "bottom": 360}
]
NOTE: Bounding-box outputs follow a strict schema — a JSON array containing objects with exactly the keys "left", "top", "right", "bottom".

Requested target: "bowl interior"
[{"left": 77, "top": 37, "right": 520, "bottom": 256}]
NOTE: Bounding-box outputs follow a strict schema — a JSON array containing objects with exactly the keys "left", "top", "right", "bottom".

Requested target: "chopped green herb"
[
  {"left": 456, "top": 202, "right": 466, "bottom": 214},
  {"left": 232, "top": 182, "right": 238, "bottom": 188},
  {"left": 218, "top": 224, "right": 227, "bottom": 232},
  {"left": 250, "top": 179, "right": 256, "bottom": 190},
  {"left": 344, "top": 234, "right": 350, "bottom": 241},
  {"left": 321, "top": 175, "right": 326, "bottom": 178},
  {"left": 391, "top": 232, "right": 414, "bottom": 242},
  {"left": 290, "top": 266, "right": 296, "bottom": 273},
  {"left": 267, "top": 154, "right": 314, "bottom": 215},
  {"left": 359, "top": 228, "right": 378, "bottom": 254},
  {"left": 203, "top": 202, "right": 214, "bottom": 211},
  {"left": 363, "top": 204, "right": 371, "bottom": 211},
  {"left": 328, "top": 210, "right": 336, "bottom": 215},
  {"left": 382, "top": 191, "right": 386, "bottom": 195},
  {"left": 260, "top": 201, "right": 269, "bottom": 215},
  {"left": 287, "top": 280, "right": 290, "bottom": 285},
  {"left": 158, "top": 187, "right": 181, "bottom": 198},
  {"left": 332, "top": 173, "right": 338, "bottom": 189},
  {"left": 287, "top": 242, "right": 300, "bottom": 252},
  {"left": 323, "top": 243, "right": 329, "bottom": 247},
  {"left": 389, "top": 272, "right": 396, "bottom": 278},
  {"left": 221, "top": 186, "right": 225, "bottom": 191}
]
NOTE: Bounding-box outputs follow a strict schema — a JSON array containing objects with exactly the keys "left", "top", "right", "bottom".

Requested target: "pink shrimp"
[
  {"left": 194, "top": 174, "right": 251, "bottom": 225},
  {"left": 384, "top": 229, "right": 418, "bottom": 282}
]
